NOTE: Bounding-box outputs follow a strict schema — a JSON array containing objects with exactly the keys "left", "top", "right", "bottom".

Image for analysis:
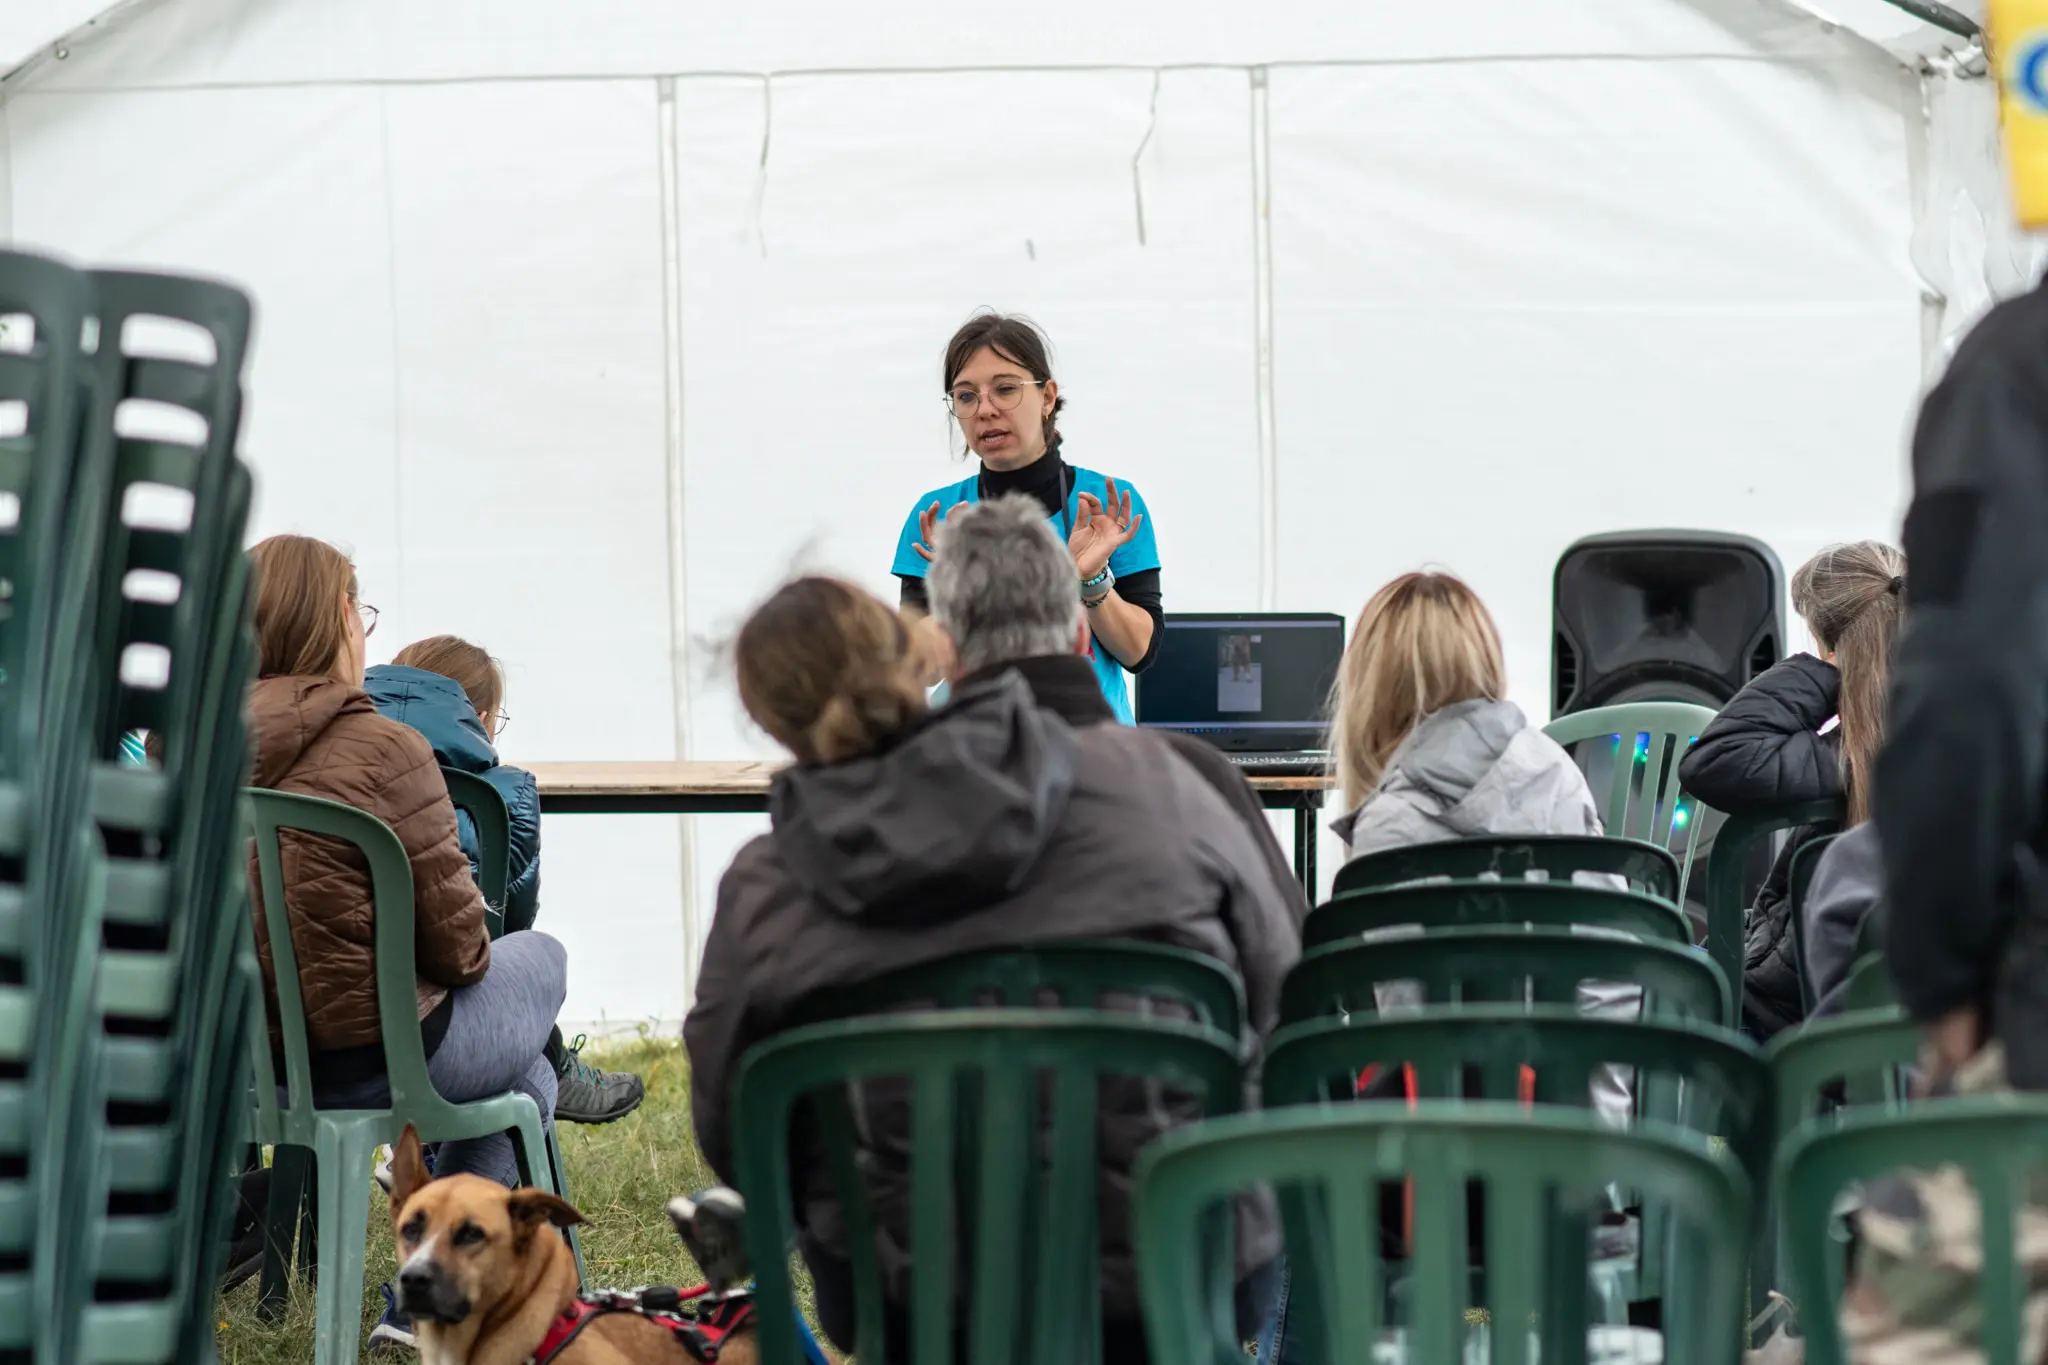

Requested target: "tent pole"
[{"left": 1876, "top": 0, "right": 1981, "bottom": 40}]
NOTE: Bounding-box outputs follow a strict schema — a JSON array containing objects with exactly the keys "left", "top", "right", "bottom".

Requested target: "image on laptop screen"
[{"left": 1137, "top": 613, "right": 1346, "bottom": 752}]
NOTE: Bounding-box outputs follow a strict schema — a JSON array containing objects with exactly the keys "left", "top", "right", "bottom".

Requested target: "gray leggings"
[{"left": 316, "top": 930, "right": 566, "bottom": 1188}]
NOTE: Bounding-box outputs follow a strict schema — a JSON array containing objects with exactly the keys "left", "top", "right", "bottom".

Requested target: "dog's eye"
[
  {"left": 400, "top": 1213, "right": 426, "bottom": 1246},
  {"left": 452, "top": 1221, "right": 487, "bottom": 1248}
]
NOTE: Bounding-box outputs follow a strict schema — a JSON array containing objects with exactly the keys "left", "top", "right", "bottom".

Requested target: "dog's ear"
[
  {"left": 506, "top": 1188, "right": 584, "bottom": 1250},
  {"left": 389, "top": 1124, "right": 432, "bottom": 1212}
]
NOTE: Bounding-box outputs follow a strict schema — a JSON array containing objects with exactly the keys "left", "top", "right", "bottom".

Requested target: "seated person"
[
  {"left": 1678, "top": 541, "right": 1904, "bottom": 1041},
  {"left": 243, "top": 535, "right": 567, "bottom": 1351},
  {"left": 1328, "top": 570, "right": 1635, "bottom": 1094},
  {"left": 684, "top": 576, "right": 1297, "bottom": 1365},
  {"left": 922, "top": 494, "right": 1308, "bottom": 928},
  {"left": 366, "top": 635, "right": 642, "bottom": 1123}
]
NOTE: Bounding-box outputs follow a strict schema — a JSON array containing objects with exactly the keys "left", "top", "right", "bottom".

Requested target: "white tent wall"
[
  {"left": 1, "top": 0, "right": 1931, "bottom": 1031},
  {"left": 1917, "top": 68, "right": 2048, "bottom": 358}
]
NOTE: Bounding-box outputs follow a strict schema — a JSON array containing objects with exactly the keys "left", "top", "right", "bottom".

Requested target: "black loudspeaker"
[{"left": 1552, "top": 530, "right": 1785, "bottom": 716}]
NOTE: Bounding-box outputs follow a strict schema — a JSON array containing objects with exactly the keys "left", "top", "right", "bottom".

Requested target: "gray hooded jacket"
[
  {"left": 685, "top": 673, "right": 1299, "bottom": 1315},
  {"left": 1333, "top": 698, "right": 1601, "bottom": 854}
]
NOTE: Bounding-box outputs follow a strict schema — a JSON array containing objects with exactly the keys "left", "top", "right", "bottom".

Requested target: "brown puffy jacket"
[{"left": 247, "top": 675, "right": 490, "bottom": 1054}]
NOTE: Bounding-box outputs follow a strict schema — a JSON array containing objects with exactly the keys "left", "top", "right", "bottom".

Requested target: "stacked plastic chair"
[{"left": 0, "top": 247, "right": 260, "bottom": 1364}]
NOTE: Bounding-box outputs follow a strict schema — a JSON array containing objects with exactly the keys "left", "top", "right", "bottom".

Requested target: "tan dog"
[{"left": 387, "top": 1125, "right": 757, "bottom": 1365}]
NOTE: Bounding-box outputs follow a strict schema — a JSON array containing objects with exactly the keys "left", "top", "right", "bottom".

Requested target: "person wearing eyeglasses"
[
  {"left": 892, "top": 312, "right": 1162, "bottom": 723},
  {"left": 364, "top": 634, "right": 645, "bottom": 1127}
]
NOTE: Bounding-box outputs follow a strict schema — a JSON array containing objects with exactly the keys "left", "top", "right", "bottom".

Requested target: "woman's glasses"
[
  {"left": 357, "top": 602, "right": 379, "bottom": 637},
  {"left": 944, "top": 379, "right": 1044, "bottom": 418}
]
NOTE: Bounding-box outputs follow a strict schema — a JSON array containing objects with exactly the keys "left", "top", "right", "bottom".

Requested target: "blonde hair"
[
  {"left": 393, "top": 635, "right": 504, "bottom": 723},
  {"left": 1791, "top": 540, "right": 1905, "bottom": 823},
  {"left": 248, "top": 535, "right": 358, "bottom": 684},
  {"left": 1332, "top": 572, "right": 1507, "bottom": 810},
  {"left": 736, "top": 578, "right": 927, "bottom": 765}
]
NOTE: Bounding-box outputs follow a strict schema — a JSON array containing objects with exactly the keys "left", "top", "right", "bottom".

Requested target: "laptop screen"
[{"left": 1136, "top": 614, "right": 1346, "bottom": 752}]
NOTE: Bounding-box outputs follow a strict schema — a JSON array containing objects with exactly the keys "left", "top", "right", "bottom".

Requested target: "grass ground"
[{"left": 214, "top": 1034, "right": 746, "bottom": 1365}]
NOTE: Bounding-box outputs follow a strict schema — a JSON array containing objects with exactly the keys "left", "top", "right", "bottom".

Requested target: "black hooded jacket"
[
  {"left": 1878, "top": 280, "right": 2048, "bottom": 1088},
  {"left": 685, "top": 673, "right": 1300, "bottom": 1311},
  {"left": 1677, "top": 653, "right": 1845, "bottom": 1039}
]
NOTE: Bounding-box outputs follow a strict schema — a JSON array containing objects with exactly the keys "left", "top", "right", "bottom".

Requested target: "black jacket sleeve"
[
  {"left": 1110, "top": 569, "right": 1165, "bottom": 672},
  {"left": 898, "top": 575, "right": 929, "bottom": 613},
  {"left": 1877, "top": 284, "right": 2048, "bottom": 1024},
  {"left": 1678, "top": 654, "right": 1844, "bottom": 812}
]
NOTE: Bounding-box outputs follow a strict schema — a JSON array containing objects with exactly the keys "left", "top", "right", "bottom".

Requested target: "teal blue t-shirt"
[{"left": 892, "top": 463, "right": 1159, "bottom": 724}]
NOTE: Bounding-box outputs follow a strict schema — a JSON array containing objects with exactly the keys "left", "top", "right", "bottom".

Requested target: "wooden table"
[{"left": 529, "top": 760, "right": 1332, "bottom": 896}]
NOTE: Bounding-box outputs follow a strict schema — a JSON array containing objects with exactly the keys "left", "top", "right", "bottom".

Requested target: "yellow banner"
[{"left": 1991, "top": 0, "right": 2048, "bottom": 227}]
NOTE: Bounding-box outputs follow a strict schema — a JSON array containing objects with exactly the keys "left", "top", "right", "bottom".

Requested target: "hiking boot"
[
  {"left": 366, "top": 1283, "right": 416, "bottom": 1354},
  {"left": 547, "top": 1030, "right": 644, "bottom": 1125}
]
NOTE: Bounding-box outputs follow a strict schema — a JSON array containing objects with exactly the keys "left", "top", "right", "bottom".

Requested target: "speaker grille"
[
  {"left": 1553, "top": 634, "right": 1578, "bottom": 714},
  {"left": 1747, "top": 636, "right": 1778, "bottom": 683}
]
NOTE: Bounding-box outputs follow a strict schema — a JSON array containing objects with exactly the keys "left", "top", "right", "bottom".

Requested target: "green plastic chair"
[
  {"left": 1767, "top": 1007, "right": 1917, "bottom": 1145},
  {"left": 440, "top": 766, "right": 510, "bottom": 937},
  {"left": 1265, "top": 1007, "right": 1771, "bottom": 1179},
  {"left": 1840, "top": 951, "right": 1896, "bottom": 1014},
  {"left": 1281, "top": 927, "right": 1731, "bottom": 1027},
  {"left": 1542, "top": 702, "right": 1718, "bottom": 892},
  {"left": 731, "top": 1010, "right": 1242, "bottom": 1365},
  {"left": 1751, "top": 1009, "right": 1919, "bottom": 1323},
  {"left": 1305, "top": 880, "right": 1691, "bottom": 952},
  {"left": 1135, "top": 1104, "right": 1752, "bottom": 1365},
  {"left": 1266, "top": 1002, "right": 1763, "bottom": 1317},
  {"left": 0, "top": 248, "right": 95, "bottom": 1361},
  {"left": 1333, "top": 835, "right": 1681, "bottom": 904},
  {"left": 1701, "top": 796, "right": 1845, "bottom": 1025},
  {"left": 244, "top": 789, "right": 571, "bottom": 1365},
  {"left": 1778, "top": 1097, "right": 2048, "bottom": 1365},
  {"left": 787, "top": 940, "right": 1246, "bottom": 1044}
]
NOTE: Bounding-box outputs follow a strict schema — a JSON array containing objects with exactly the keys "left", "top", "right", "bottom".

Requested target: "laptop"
[{"left": 1135, "top": 612, "right": 1346, "bottom": 774}]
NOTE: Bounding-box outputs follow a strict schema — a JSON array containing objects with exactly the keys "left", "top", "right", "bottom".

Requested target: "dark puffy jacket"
[
  {"left": 1677, "top": 654, "right": 1845, "bottom": 1039},
  {"left": 365, "top": 665, "right": 541, "bottom": 934},
  {"left": 247, "top": 676, "right": 490, "bottom": 1054},
  {"left": 685, "top": 673, "right": 1300, "bottom": 1319}
]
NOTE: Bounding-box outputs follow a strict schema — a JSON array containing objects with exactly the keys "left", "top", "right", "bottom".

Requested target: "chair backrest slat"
[
  {"left": 733, "top": 1011, "right": 1241, "bottom": 1365},
  {"left": 1333, "top": 834, "right": 1682, "bottom": 904},
  {"left": 1135, "top": 1105, "right": 1751, "bottom": 1365},
  {"left": 1280, "top": 926, "right": 1731, "bottom": 1028},
  {"left": 1306, "top": 880, "right": 1690, "bottom": 952},
  {"left": 1265, "top": 1006, "right": 1772, "bottom": 1181},
  {"left": 789, "top": 940, "right": 1246, "bottom": 1044}
]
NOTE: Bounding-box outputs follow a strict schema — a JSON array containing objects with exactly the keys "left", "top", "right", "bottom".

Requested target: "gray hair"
[{"left": 927, "top": 495, "right": 1081, "bottom": 674}]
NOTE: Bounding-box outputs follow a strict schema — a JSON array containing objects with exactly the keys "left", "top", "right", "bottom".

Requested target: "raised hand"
[
  {"left": 911, "top": 501, "right": 944, "bottom": 561},
  {"left": 1068, "top": 479, "right": 1144, "bottom": 584}
]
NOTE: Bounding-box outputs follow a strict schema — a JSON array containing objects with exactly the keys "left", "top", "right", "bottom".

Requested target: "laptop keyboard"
[{"left": 1225, "top": 753, "right": 1331, "bottom": 773}]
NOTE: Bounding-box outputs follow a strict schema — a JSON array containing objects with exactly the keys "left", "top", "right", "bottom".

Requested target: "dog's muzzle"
[{"left": 397, "top": 1262, "right": 472, "bottom": 1324}]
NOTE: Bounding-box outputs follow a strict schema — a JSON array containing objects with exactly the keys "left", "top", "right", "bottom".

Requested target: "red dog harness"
[{"left": 528, "top": 1286, "right": 756, "bottom": 1364}]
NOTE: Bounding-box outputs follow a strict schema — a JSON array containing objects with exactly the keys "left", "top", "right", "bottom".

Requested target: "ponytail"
[
  {"left": 737, "top": 578, "right": 927, "bottom": 765},
  {"left": 1791, "top": 541, "right": 1906, "bottom": 823}
]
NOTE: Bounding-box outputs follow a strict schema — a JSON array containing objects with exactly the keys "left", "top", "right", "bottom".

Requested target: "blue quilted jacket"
[{"left": 364, "top": 664, "right": 540, "bottom": 933}]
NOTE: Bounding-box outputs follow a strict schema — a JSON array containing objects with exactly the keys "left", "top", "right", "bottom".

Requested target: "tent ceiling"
[
  {"left": 1789, "top": 0, "right": 1979, "bottom": 59},
  {"left": 2, "top": 0, "right": 163, "bottom": 83},
  {"left": 1, "top": 0, "right": 1920, "bottom": 92}
]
